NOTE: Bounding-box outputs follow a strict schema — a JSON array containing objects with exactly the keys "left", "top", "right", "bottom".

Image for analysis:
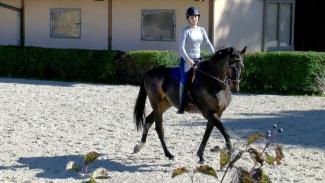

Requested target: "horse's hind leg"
[
  {"left": 154, "top": 111, "right": 174, "bottom": 160},
  {"left": 133, "top": 112, "right": 154, "bottom": 153}
]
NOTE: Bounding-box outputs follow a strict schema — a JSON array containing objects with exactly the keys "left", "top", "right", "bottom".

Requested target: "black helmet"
[{"left": 186, "top": 7, "right": 200, "bottom": 19}]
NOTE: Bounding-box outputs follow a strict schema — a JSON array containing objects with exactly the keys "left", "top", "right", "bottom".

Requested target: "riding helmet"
[{"left": 186, "top": 7, "right": 200, "bottom": 19}]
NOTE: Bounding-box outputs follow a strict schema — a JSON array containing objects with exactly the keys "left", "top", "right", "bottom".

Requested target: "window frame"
[
  {"left": 50, "top": 8, "right": 81, "bottom": 39},
  {"left": 262, "top": 0, "right": 295, "bottom": 51},
  {"left": 141, "top": 9, "right": 176, "bottom": 41}
]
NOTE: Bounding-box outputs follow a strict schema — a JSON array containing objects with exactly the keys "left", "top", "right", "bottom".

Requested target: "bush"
[
  {"left": 242, "top": 51, "right": 325, "bottom": 95},
  {"left": 116, "top": 50, "right": 179, "bottom": 84},
  {"left": 0, "top": 46, "right": 122, "bottom": 83}
]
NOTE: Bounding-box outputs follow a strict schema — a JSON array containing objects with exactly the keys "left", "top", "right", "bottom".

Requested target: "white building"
[{"left": 1, "top": 0, "right": 301, "bottom": 52}]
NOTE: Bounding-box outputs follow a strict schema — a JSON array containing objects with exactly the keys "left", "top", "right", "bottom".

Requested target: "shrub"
[
  {"left": 0, "top": 46, "right": 122, "bottom": 83},
  {"left": 242, "top": 51, "right": 325, "bottom": 95},
  {"left": 116, "top": 50, "right": 179, "bottom": 84}
]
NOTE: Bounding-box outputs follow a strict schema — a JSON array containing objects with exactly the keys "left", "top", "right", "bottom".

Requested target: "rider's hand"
[{"left": 187, "top": 59, "right": 194, "bottom": 66}]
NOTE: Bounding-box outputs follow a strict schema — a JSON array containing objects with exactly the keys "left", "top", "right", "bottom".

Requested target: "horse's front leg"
[
  {"left": 213, "top": 114, "right": 232, "bottom": 152},
  {"left": 154, "top": 111, "right": 174, "bottom": 160},
  {"left": 133, "top": 112, "right": 154, "bottom": 153},
  {"left": 197, "top": 119, "right": 214, "bottom": 164},
  {"left": 197, "top": 112, "right": 232, "bottom": 163}
]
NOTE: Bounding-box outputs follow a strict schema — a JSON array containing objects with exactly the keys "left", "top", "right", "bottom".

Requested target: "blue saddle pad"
[{"left": 166, "top": 66, "right": 180, "bottom": 81}]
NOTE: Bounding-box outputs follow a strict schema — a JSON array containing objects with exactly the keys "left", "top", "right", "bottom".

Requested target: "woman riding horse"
[
  {"left": 134, "top": 46, "right": 246, "bottom": 163},
  {"left": 178, "top": 7, "right": 215, "bottom": 114}
]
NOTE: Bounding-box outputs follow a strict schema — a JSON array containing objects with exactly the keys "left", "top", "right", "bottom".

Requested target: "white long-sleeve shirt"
[{"left": 178, "top": 25, "right": 215, "bottom": 62}]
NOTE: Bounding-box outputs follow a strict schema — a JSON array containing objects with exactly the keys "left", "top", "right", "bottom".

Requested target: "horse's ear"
[{"left": 241, "top": 46, "right": 247, "bottom": 55}]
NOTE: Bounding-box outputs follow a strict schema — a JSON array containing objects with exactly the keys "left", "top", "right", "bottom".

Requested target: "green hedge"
[
  {"left": 1, "top": 46, "right": 324, "bottom": 95},
  {"left": 242, "top": 51, "right": 325, "bottom": 94},
  {"left": 116, "top": 50, "right": 179, "bottom": 84},
  {"left": 0, "top": 46, "right": 122, "bottom": 83}
]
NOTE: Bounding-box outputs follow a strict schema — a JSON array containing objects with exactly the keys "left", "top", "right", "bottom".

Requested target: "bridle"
[{"left": 192, "top": 57, "right": 239, "bottom": 86}]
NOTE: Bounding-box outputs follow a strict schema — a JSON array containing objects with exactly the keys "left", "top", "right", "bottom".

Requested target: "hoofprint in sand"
[{"left": 0, "top": 78, "right": 324, "bottom": 183}]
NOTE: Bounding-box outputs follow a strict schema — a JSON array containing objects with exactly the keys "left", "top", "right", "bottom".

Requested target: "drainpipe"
[
  {"left": 208, "top": 0, "right": 215, "bottom": 47},
  {"left": 108, "top": 0, "right": 112, "bottom": 50},
  {"left": 0, "top": 1, "right": 24, "bottom": 46},
  {"left": 20, "top": 0, "right": 25, "bottom": 46}
]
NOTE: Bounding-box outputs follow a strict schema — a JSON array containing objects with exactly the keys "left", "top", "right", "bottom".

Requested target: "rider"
[{"left": 177, "top": 6, "right": 215, "bottom": 114}]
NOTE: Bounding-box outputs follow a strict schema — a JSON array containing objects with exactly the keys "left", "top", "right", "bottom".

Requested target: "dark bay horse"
[{"left": 133, "top": 46, "right": 246, "bottom": 163}]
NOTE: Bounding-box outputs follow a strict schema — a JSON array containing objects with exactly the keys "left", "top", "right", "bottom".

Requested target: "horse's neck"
[{"left": 199, "top": 60, "right": 227, "bottom": 80}]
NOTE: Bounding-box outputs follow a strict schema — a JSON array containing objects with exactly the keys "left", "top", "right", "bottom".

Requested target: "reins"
[
  {"left": 192, "top": 59, "right": 229, "bottom": 85},
  {"left": 194, "top": 67, "right": 229, "bottom": 85}
]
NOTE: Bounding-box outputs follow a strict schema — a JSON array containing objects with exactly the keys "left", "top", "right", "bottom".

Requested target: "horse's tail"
[{"left": 134, "top": 80, "right": 147, "bottom": 131}]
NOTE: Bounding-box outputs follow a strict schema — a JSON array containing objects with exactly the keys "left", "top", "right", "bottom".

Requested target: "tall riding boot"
[{"left": 177, "top": 83, "right": 187, "bottom": 114}]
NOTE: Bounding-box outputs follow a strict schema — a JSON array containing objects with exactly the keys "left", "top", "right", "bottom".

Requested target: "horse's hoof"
[
  {"left": 198, "top": 157, "right": 205, "bottom": 164},
  {"left": 169, "top": 155, "right": 175, "bottom": 161},
  {"left": 133, "top": 146, "right": 140, "bottom": 153},
  {"left": 133, "top": 143, "right": 145, "bottom": 154}
]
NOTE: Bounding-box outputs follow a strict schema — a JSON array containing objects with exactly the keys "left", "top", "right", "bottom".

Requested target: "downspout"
[
  {"left": 108, "top": 0, "right": 112, "bottom": 50},
  {"left": 0, "top": 1, "right": 24, "bottom": 46},
  {"left": 208, "top": 0, "right": 215, "bottom": 47},
  {"left": 262, "top": 0, "right": 266, "bottom": 51},
  {"left": 20, "top": 0, "right": 25, "bottom": 46}
]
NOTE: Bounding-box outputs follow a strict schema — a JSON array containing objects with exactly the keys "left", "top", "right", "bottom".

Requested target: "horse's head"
[
  {"left": 227, "top": 46, "right": 246, "bottom": 92},
  {"left": 208, "top": 46, "right": 246, "bottom": 92}
]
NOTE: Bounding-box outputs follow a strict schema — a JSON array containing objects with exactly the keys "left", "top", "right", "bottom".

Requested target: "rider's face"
[{"left": 188, "top": 15, "right": 199, "bottom": 26}]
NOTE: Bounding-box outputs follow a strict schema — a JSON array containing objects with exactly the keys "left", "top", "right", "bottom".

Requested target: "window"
[
  {"left": 141, "top": 9, "right": 176, "bottom": 41},
  {"left": 263, "top": 0, "right": 295, "bottom": 51},
  {"left": 50, "top": 8, "right": 81, "bottom": 38}
]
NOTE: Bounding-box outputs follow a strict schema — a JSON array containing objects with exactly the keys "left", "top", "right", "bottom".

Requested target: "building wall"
[
  {"left": 111, "top": 0, "right": 210, "bottom": 51},
  {"left": 213, "top": 0, "right": 264, "bottom": 51},
  {"left": 1, "top": 0, "right": 265, "bottom": 51},
  {"left": 0, "top": 0, "right": 21, "bottom": 46},
  {"left": 24, "top": 0, "right": 109, "bottom": 50}
]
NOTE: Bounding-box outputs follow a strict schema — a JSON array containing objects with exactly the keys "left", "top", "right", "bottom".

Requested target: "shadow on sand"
[
  {"left": 177, "top": 109, "right": 325, "bottom": 149},
  {"left": 0, "top": 155, "right": 167, "bottom": 180}
]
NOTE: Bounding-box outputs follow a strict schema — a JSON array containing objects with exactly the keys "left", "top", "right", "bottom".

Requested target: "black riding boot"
[{"left": 177, "top": 83, "right": 187, "bottom": 114}]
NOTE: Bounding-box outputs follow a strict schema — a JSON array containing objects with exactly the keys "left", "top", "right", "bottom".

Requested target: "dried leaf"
[
  {"left": 91, "top": 167, "right": 109, "bottom": 179},
  {"left": 260, "top": 172, "right": 272, "bottom": 183},
  {"left": 84, "top": 151, "right": 100, "bottom": 165},
  {"left": 229, "top": 151, "right": 244, "bottom": 168},
  {"left": 248, "top": 148, "right": 264, "bottom": 165},
  {"left": 83, "top": 178, "right": 97, "bottom": 183},
  {"left": 251, "top": 168, "right": 271, "bottom": 183},
  {"left": 247, "top": 133, "right": 264, "bottom": 145},
  {"left": 171, "top": 167, "right": 189, "bottom": 178},
  {"left": 231, "top": 167, "right": 253, "bottom": 183},
  {"left": 194, "top": 165, "right": 217, "bottom": 178},
  {"left": 265, "top": 152, "right": 276, "bottom": 165},
  {"left": 220, "top": 149, "right": 231, "bottom": 170},
  {"left": 65, "top": 161, "right": 81, "bottom": 172},
  {"left": 275, "top": 145, "right": 284, "bottom": 165}
]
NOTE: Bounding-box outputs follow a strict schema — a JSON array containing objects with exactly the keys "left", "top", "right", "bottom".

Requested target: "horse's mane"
[{"left": 211, "top": 47, "right": 234, "bottom": 60}]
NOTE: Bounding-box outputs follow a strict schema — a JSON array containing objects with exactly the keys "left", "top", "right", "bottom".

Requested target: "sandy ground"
[{"left": 0, "top": 78, "right": 324, "bottom": 183}]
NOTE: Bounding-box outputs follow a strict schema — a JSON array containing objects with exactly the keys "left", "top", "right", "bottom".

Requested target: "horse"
[{"left": 133, "top": 46, "right": 246, "bottom": 163}]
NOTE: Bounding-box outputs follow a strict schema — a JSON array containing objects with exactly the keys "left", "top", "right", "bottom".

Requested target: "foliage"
[
  {"left": 0, "top": 46, "right": 122, "bottom": 83},
  {"left": 242, "top": 51, "right": 325, "bottom": 95},
  {"left": 116, "top": 50, "right": 179, "bottom": 84},
  {"left": 171, "top": 124, "right": 285, "bottom": 183},
  {"left": 66, "top": 151, "right": 109, "bottom": 183}
]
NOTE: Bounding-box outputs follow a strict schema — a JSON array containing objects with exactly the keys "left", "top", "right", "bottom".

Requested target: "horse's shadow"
[
  {"left": 0, "top": 155, "right": 161, "bottom": 180},
  {"left": 177, "top": 109, "right": 325, "bottom": 149}
]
